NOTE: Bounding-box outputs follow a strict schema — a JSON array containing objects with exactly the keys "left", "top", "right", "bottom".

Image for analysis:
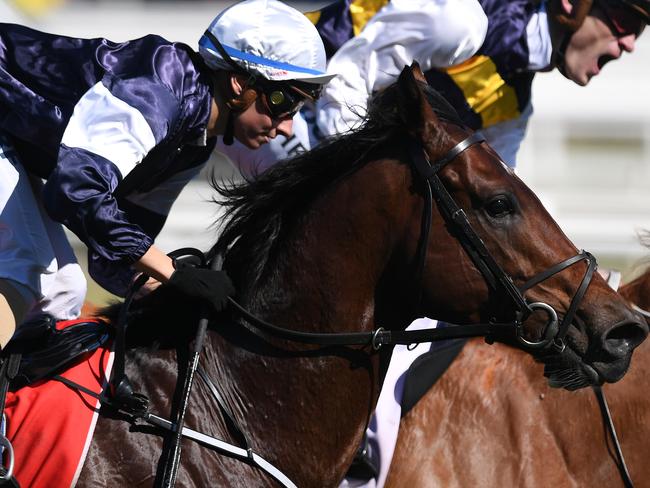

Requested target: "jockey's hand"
[
  {"left": 167, "top": 267, "right": 235, "bottom": 311},
  {"left": 132, "top": 275, "right": 162, "bottom": 300}
]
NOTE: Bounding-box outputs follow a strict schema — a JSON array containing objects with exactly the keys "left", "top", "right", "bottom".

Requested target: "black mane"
[{"left": 211, "top": 82, "right": 463, "bottom": 287}]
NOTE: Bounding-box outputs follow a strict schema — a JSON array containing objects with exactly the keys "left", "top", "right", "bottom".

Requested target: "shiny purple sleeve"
[
  {"left": 42, "top": 45, "right": 204, "bottom": 296},
  {"left": 43, "top": 146, "right": 153, "bottom": 296}
]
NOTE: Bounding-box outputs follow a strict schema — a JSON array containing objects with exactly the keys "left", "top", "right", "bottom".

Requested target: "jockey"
[
  {"left": 0, "top": 0, "right": 333, "bottom": 349},
  {"left": 220, "top": 0, "right": 649, "bottom": 173},
  {"left": 315, "top": 0, "right": 649, "bottom": 168}
]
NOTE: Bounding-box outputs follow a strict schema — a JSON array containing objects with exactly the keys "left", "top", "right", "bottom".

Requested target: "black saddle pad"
[
  {"left": 401, "top": 338, "right": 466, "bottom": 416},
  {"left": 2, "top": 315, "right": 111, "bottom": 390}
]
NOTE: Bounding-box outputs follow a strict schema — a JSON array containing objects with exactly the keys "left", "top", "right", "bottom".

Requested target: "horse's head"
[
  {"left": 211, "top": 62, "right": 646, "bottom": 393},
  {"left": 384, "top": 63, "right": 647, "bottom": 389}
]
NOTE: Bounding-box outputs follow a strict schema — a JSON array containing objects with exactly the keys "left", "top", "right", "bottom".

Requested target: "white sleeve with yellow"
[{"left": 316, "top": 0, "right": 489, "bottom": 137}]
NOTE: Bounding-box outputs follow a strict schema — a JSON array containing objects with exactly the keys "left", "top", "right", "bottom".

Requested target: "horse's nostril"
[{"left": 602, "top": 320, "right": 648, "bottom": 356}]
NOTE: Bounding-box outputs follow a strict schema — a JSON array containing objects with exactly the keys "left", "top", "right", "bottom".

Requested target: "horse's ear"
[
  {"left": 410, "top": 61, "right": 427, "bottom": 83},
  {"left": 396, "top": 63, "right": 439, "bottom": 138}
]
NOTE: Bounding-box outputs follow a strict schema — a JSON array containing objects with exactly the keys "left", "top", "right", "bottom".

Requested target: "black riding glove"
[{"left": 167, "top": 267, "right": 235, "bottom": 312}]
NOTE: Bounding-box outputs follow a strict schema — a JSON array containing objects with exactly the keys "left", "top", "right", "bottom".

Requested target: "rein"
[
  {"left": 227, "top": 296, "right": 518, "bottom": 349},
  {"left": 158, "top": 251, "right": 217, "bottom": 488},
  {"left": 593, "top": 386, "right": 634, "bottom": 488},
  {"left": 53, "top": 371, "right": 298, "bottom": 488}
]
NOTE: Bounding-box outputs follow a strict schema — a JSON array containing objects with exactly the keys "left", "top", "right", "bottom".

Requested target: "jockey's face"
[
  {"left": 231, "top": 84, "right": 294, "bottom": 150},
  {"left": 562, "top": 3, "right": 644, "bottom": 85}
]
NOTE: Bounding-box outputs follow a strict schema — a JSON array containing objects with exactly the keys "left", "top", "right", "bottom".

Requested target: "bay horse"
[
  {"left": 385, "top": 266, "right": 650, "bottom": 488},
  {"left": 69, "top": 64, "right": 646, "bottom": 487}
]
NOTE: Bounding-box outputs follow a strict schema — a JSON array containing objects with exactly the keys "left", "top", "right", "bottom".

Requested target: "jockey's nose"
[
  {"left": 275, "top": 117, "right": 293, "bottom": 139},
  {"left": 618, "top": 33, "right": 636, "bottom": 53}
]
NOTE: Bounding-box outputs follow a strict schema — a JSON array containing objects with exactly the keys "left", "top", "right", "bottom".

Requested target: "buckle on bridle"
[
  {"left": 516, "top": 302, "right": 559, "bottom": 350},
  {"left": 371, "top": 327, "right": 386, "bottom": 350},
  {"left": 0, "top": 430, "right": 15, "bottom": 481}
]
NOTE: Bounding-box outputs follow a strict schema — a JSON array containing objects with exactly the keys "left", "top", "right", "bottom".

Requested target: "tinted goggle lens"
[
  {"left": 599, "top": 2, "right": 645, "bottom": 36},
  {"left": 262, "top": 86, "right": 305, "bottom": 119}
]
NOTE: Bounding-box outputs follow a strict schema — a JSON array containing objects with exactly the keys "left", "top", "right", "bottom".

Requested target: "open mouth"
[
  {"left": 597, "top": 53, "right": 616, "bottom": 71},
  {"left": 527, "top": 311, "right": 639, "bottom": 390}
]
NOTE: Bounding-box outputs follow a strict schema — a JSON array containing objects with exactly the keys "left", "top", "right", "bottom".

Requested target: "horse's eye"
[{"left": 485, "top": 196, "right": 513, "bottom": 218}]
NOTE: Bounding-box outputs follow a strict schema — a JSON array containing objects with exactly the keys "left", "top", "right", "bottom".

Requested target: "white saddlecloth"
[{"left": 340, "top": 318, "right": 438, "bottom": 488}]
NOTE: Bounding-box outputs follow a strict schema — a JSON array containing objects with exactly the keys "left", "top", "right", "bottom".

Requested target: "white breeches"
[{"left": 0, "top": 136, "right": 86, "bottom": 324}]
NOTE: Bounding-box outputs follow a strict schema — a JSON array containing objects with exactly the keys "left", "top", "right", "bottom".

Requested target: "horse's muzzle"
[{"left": 591, "top": 316, "right": 648, "bottom": 382}]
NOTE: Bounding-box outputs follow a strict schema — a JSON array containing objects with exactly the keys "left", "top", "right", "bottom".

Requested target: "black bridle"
[
  {"left": 409, "top": 132, "right": 633, "bottom": 487},
  {"left": 408, "top": 131, "right": 597, "bottom": 352},
  {"left": 221, "top": 131, "right": 598, "bottom": 353}
]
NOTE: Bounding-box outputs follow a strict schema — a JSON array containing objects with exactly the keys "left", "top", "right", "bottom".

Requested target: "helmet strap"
[
  {"left": 223, "top": 110, "right": 235, "bottom": 146},
  {"left": 221, "top": 78, "right": 258, "bottom": 146},
  {"left": 548, "top": 0, "right": 590, "bottom": 75},
  {"left": 203, "top": 30, "right": 251, "bottom": 78},
  {"left": 553, "top": 31, "right": 572, "bottom": 76}
]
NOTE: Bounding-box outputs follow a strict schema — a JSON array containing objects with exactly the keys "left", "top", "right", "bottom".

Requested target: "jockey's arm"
[
  {"left": 316, "top": 0, "right": 488, "bottom": 136},
  {"left": 42, "top": 68, "right": 202, "bottom": 298},
  {"left": 133, "top": 245, "right": 175, "bottom": 284}
]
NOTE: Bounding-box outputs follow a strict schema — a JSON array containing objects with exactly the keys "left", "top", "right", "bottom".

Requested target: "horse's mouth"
[
  {"left": 531, "top": 312, "right": 642, "bottom": 389},
  {"left": 537, "top": 346, "right": 602, "bottom": 391},
  {"left": 591, "top": 356, "right": 632, "bottom": 383},
  {"left": 538, "top": 343, "right": 635, "bottom": 390}
]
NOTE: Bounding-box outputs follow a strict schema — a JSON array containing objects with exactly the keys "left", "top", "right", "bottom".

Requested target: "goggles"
[
  {"left": 598, "top": 1, "right": 646, "bottom": 37},
  {"left": 253, "top": 79, "right": 321, "bottom": 120}
]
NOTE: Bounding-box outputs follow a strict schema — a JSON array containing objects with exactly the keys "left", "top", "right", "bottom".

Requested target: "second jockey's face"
[
  {"left": 234, "top": 95, "right": 294, "bottom": 150},
  {"left": 562, "top": 3, "right": 644, "bottom": 85}
]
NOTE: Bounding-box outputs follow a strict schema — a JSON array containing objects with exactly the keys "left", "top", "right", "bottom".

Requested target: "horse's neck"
[
  {"left": 204, "top": 160, "right": 414, "bottom": 485},
  {"left": 243, "top": 158, "right": 413, "bottom": 329},
  {"left": 389, "top": 339, "right": 650, "bottom": 487}
]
